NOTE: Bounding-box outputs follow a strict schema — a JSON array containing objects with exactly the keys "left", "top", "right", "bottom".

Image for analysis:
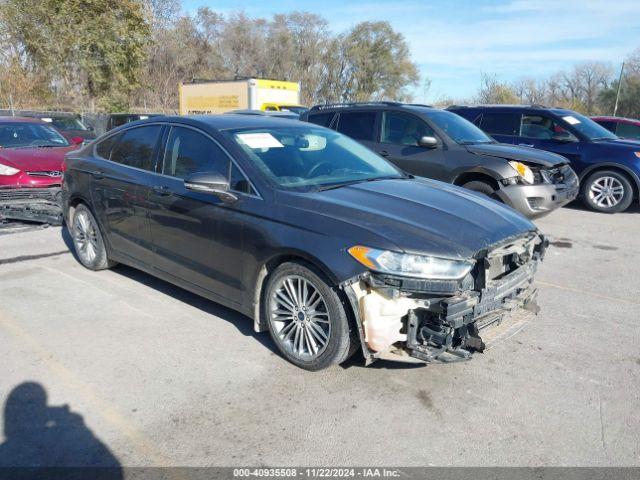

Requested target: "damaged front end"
[
  {"left": 0, "top": 187, "right": 63, "bottom": 225},
  {"left": 342, "top": 233, "right": 548, "bottom": 364}
]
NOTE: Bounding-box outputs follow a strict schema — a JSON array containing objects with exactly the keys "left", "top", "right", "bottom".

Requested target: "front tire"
[
  {"left": 581, "top": 170, "right": 633, "bottom": 213},
  {"left": 462, "top": 180, "right": 499, "bottom": 200},
  {"left": 71, "top": 204, "right": 114, "bottom": 270},
  {"left": 263, "top": 262, "right": 356, "bottom": 371}
]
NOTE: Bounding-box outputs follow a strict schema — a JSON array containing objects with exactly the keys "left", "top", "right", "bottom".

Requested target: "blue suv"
[{"left": 448, "top": 105, "right": 640, "bottom": 213}]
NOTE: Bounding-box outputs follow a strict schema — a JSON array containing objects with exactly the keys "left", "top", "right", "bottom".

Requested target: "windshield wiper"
[{"left": 317, "top": 175, "right": 407, "bottom": 192}]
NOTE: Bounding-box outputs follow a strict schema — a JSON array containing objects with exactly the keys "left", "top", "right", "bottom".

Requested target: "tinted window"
[
  {"left": 381, "top": 112, "right": 434, "bottom": 146},
  {"left": 95, "top": 133, "right": 121, "bottom": 160},
  {"left": 163, "top": 126, "right": 229, "bottom": 179},
  {"left": 520, "top": 115, "right": 575, "bottom": 140},
  {"left": 307, "top": 112, "right": 335, "bottom": 127},
  {"left": 110, "top": 126, "right": 161, "bottom": 170},
  {"left": 615, "top": 122, "right": 640, "bottom": 140},
  {"left": 595, "top": 120, "right": 617, "bottom": 133},
  {"left": 336, "top": 112, "right": 376, "bottom": 141},
  {"left": 230, "top": 163, "right": 253, "bottom": 194},
  {"left": 480, "top": 112, "right": 521, "bottom": 136}
]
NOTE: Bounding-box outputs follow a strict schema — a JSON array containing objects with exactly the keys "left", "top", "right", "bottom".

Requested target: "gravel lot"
[{"left": 0, "top": 202, "right": 639, "bottom": 468}]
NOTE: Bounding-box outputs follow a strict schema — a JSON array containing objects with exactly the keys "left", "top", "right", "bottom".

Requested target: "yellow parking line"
[
  {"left": 0, "top": 309, "right": 169, "bottom": 466},
  {"left": 537, "top": 280, "right": 640, "bottom": 306}
]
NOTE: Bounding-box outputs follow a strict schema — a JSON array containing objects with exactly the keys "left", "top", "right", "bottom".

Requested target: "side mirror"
[
  {"left": 70, "top": 136, "right": 84, "bottom": 145},
  {"left": 418, "top": 136, "right": 438, "bottom": 148},
  {"left": 184, "top": 172, "right": 238, "bottom": 203}
]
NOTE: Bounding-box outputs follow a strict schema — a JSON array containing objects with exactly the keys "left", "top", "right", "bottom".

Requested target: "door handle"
[
  {"left": 518, "top": 143, "right": 534, "bottom": 148},
  {"left": 93, "top": 170, "right": 105, "bottom": 180},
  {"left": 151, "top": 185, "right": 172, "bottom": 196},
  {"left": 378, "top": 150, "right": 389, "bottom": 157}
]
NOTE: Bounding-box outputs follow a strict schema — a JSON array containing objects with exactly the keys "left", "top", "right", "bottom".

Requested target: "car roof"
[
  {"left": 0, "top": 116, "right": 48, "bottom": 124},
  {"left": 129, "top": 114, "right": 304, "bottom": 131},
  {"left": 592, "top": 116, "right": 640, "bottom": 124},
  {"left": 307, "top": 102, "right": 434, "bottom": 113},
  {"left": 447, "top": 104, "right": 580, "bottom": 116}
]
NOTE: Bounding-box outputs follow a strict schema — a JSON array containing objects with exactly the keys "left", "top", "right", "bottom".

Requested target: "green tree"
[
  {"left": 1, "top": 0, "right": 150, "bottom": 111},
  {"left": 338, "top": 21, "right": 419, "bottom": 102}
]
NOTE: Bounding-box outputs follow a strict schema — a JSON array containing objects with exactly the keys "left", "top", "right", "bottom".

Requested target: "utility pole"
[{"left": 613, "top": 61, "right": 625, "bottom": 117}]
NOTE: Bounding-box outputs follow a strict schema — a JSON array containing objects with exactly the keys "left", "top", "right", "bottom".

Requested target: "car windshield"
[
  {"left": 426, "top": 110, "right": 494, "bottom": 144},
  {"left": 227, "top": 125, "right": 405, "bottom": 191},
  {"left": 45, "top": 117, "right": 88, "bottom": 131},
  {"left": 0, "top": 123, "right": 70, "bottom": 148},
  {"left": 556, "top": 111, "right": 618, "bottom": 141}
]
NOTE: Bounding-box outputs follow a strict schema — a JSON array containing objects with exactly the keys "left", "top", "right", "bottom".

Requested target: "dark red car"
[
  {"left": 592, "top": 116, "right": 640, "bottom": 140},
  {"left": 0, "top": 117, "right": 82, "bottom": 224}
]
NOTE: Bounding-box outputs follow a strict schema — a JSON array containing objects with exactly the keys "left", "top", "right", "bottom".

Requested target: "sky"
[{"left": 182, "top": 0, "right": 640, "bottom": 102}]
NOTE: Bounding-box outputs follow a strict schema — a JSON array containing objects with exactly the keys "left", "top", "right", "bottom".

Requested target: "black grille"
[
  {"left": 0, "top": 187, "right": 60, "bottom": 202},
  {"left": 26, "top": 171, "right": 62, "bottom": 178}
]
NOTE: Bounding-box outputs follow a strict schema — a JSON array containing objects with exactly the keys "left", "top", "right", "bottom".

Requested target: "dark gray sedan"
[{"left": 62, "top": 115, "right": 547, "bottom": 370}]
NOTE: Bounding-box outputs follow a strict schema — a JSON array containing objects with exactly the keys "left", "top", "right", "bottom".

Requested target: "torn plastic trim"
[
  {"left": 0, "top": 187, "right": 63, "bottom": 225},
  {"left": 340, "top": 233, "right": 544, "bottom": 365}
]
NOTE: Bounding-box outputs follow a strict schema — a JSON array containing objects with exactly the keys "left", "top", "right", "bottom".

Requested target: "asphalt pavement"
[{"left": 0, "top": 202, "right": 638, "bottom": 467}]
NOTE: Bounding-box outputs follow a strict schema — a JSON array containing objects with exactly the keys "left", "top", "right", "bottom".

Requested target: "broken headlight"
[
  {"left": 0, "top": 163, "right": 20, "bottom": 176},
  {"left": 508, "top": 161, "right": 535, "bottom": 184},
  {"left": 348, "top": 246, "right": 474, "bottom": 280}
]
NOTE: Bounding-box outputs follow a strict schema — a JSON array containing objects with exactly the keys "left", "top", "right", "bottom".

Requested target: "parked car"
[
  {"left": 300, "top": 102, "right": 578, "bottom": 219},
  {"left": 27, "top": 113, "right": 96, "bottom": 142},
  {"left": 592, "top": 116, "right": 640, "bottom": 141},
  {"left": 448, "top": 105, "right": 640, "bottom": 213},
  {"left": 63, "top": 115, "right": 547, "bottom": 370},
  {"left": 262, "top": 103, "right": 309, "bottom": 115},
  {"left": 0, "top": 117, "right": 83, "bottom": 224},
  {"left": 106, "top": 113, "right": 162, "bottom": 132}
]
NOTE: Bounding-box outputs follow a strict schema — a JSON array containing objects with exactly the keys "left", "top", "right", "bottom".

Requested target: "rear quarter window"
[
  {"left": 336, "top": 111, "right": 377, "bottom": 141},
  {"left": 306, "top": 112, "right": 335, "bottom": 127},
  {"left": 479, "top": 112, "right": 521, "bottom": 136}
]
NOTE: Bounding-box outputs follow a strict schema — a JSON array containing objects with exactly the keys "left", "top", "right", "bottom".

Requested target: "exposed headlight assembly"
[
  {"left": 508, "top": 161, "right": 535, "bottom": 184},
  {"left": 0, "top": 163, "right": 19, "bottom": 176},
  {"left": 348, "top": 245, "right": 474, "bottom": 280}
]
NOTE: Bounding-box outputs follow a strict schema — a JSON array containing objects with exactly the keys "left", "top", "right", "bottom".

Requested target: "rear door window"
[
  {"left": 162, "top": 126, "right": 229, "bottom": 179},
  {"left": 336, "top": 111, "right": 377, "bottom": 141},
  {"left": 381, "top": 112, "right": 434, "bottom": 146},
  {"left": 110, "top": 125, "right": 162, "bottom": 170},
  {"left": 306, "top": 112, "right": 335, "bottom": 127},
  {"left": 479, "top": 112, "right": 521, "bottom": 136}
]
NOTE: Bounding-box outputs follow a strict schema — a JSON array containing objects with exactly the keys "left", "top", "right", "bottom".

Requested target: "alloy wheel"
[
  {"left": 74, "top": 210, "right": 100, "bottom": 264},
  {"left": 269, "top": 275, "right": 331, "bottom": 360},
  {"left": 589, "top": 176, "right": 625, "bottom": 208}
]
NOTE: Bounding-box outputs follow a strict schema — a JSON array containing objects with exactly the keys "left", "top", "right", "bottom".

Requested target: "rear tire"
[
  {"left": 263, "top": 261, "right": 356, "bottom": 371},
  {"left": 462, "top": 180, "right": 499, "bottom": 200},
  {"left": 581, "top": 170, "right": 633, "bottom": 213},
  {"left": 71, "top": 204, "right": 115, "bottom": 271}
]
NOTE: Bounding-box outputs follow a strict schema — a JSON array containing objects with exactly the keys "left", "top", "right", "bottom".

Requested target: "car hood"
[
  {"left": 465, "top": 143, "right": 568, "bottom": 167},
  {"left": 594, "top": 137, "right": 640, "bottom": 148},
  {"left": 285, "top": 177, "right": 537, "bottom": 260},
  {"left": 0, "top": 145, "right": 77, "bottom": 171}
]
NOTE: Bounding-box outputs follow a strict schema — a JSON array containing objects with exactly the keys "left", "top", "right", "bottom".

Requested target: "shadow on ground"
[{"left": 0, "top": 382, "right": 122, "bottom": 478}]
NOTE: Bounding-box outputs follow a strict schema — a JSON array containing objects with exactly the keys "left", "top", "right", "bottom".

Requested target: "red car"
[
  {"left": 591, "top": 116, "right": 640, "bottom": 140},
  {"left": 0, "top": 117, "right": 82, "bottom": 224}
]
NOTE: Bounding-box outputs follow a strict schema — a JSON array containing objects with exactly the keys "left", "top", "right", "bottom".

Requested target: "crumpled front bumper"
[
  {"left": 342, "top": 233, "right": 547, "bottom": 364},
  {"left": 0, "top": 187, "right": 63, "bottom": 225},
  {"left": 496, "top": 166, "right": 579, "bottom": 219}
]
